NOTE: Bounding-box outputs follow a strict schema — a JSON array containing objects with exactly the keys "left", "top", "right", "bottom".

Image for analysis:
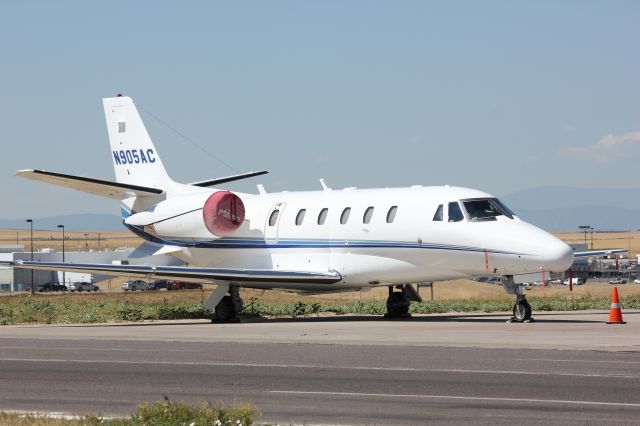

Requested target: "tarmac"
[{"left": 1, "top": 311, "right": 639, "bottom": 424}]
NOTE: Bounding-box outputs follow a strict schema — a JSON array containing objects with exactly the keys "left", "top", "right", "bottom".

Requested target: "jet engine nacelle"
[{"left": 125, "top": 191, "right": 245, "bottom": 240}]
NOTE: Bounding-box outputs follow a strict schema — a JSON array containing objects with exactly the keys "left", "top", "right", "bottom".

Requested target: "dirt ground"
[
  {"left": 0, "top": 228, "right": 141, "bottom": 253},
  {"left": 15, "top": 279, "right": 640, "bottom": 306},
  {"left": 2, "top": 228, "right": 640, "bottom": 303}
]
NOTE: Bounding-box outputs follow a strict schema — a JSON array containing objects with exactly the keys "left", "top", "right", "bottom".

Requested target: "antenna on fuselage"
[{"left": 319, "top": 178, "right": 331, "bottom": 191}]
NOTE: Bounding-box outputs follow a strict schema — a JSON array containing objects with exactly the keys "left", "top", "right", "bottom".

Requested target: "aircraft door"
[{"left": 264, "top": 202, "right": 286, "bottom": 244}]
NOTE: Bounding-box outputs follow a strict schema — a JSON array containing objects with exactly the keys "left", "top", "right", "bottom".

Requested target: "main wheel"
[
  {"left": 513, "top": 300, "right": 532, "bottom": 322},
  {"left": 386, "top": 292, "right": 410, "bottom": 318},
  {"left": 215, "top": 296, "right": 236, "bottom": 322}
]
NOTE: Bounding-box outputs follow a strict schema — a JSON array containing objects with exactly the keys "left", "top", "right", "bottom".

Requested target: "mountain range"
[
  {"left": 0, "top": 186, "right": 638, "bottom": 232},
  {"left": 502, "top": 186, "right": 640, "bottom": 231}
]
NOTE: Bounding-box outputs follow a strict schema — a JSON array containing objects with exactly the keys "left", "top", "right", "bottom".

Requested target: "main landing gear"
[
  {"left": 385, "top": 285, "right": 422, "bottom": 319},
  {"left": 204, "top": 284, "right": 244, "bottom": 323},
  {"left": 502, "top": 276, "right": 533, "bottom": 323}
]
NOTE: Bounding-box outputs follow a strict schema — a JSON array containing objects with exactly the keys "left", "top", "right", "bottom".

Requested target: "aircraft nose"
[{"left": 541, "top": 239, "right": 574, "bottom": 272}]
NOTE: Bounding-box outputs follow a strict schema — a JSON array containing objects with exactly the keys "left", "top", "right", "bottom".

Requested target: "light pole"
[
  {"left": 97, "top": 233, "right": 101, "bottom": 250},
  {"left": 26, "top": 219, "right": 33, "bottom": 294},
  {"left": 57, "top": 225, "right": 65, "bottom": 287},
  {"left": 84, "top": 233, "right": 88, "bottom": 251},
  {"left": 578, "top": 225, "right": 590, "bottom": 247}
]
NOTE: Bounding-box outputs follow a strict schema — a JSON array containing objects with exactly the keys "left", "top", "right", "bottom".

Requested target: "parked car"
[
  {"left": 68, "top": 282, "right": 99, "bottom": 292},
  {"left": 121, "top": 280, "right": 150, "bottom": 291},
  {"left": 563, "top": 278, "right": 585, "bottom": 285},
  {"left": 486, "top": 277, "right": 501, "bottom": 285},
  {"left": 168, "top": 281, "right": 203, "bottom": 290},
  {"left": 148, "top": 280, "right": 171, "bottom": 290},
  {"left": 609, "top": 277, "right": 627, "bottom": 284},
  {"left": 36, "top": 282, "right": 67, "bottom": 292},
  {"left": 634, "top": 278, "right": 640, "bottom": 284},
  {"left": 550, "top": 278, "right": 564, "bottom": 285}
]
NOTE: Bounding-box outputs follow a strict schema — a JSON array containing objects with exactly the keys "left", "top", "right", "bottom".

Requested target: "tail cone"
[{"left": 607, "top": 287, "right": 626, "bottom": 324}]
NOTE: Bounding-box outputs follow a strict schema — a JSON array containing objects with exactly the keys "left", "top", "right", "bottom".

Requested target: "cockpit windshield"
[{"left": 462, "top": 198, "right": 515, "bottom": 221}]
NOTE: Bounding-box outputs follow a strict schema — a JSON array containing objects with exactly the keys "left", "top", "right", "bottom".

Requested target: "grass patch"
[
  {"left": 1, "top": 292, "right": 639, "bottom": 325},
  {"left": 0, "top": 397, "right": 261, "bottom": 425}
]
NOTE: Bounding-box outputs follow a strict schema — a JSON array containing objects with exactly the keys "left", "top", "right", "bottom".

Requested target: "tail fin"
[{"left": 103, "top": 95, "right": 173, "bottom": 189}]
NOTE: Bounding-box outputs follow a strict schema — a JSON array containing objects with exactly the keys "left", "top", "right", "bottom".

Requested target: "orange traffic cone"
[{"left": 607, "top": 287, "right": 626, "bottom": 324}]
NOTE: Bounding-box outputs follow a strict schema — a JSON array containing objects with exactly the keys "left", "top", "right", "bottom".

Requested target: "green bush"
[
  {"left": 131, "top": 396, "right": 260, "bottom": 426},
  {"left": 0, "top": 397, "right": 262, "bottom": 425}
]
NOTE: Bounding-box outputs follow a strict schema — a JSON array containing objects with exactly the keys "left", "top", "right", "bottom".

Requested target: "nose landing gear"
[{"left": 502, "top": 276, "right": 534, "bottom": 323}]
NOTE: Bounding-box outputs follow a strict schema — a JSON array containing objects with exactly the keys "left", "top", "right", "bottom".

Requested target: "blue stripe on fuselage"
[{"left": 122, "top": 223, "right": 529, "bottom": 256}]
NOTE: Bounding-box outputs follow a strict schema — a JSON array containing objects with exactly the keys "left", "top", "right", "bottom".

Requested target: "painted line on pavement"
[
  {"left": 270, "top": 390, "right": 640, "bottom": 408},
  {"left": 0, "top": 357, "right": 638, "bottom": 379}
]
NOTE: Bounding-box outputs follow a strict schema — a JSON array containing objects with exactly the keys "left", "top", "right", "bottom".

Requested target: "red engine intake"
[{"left": 202, "top": 191, "right": 245, "bottom": 236}]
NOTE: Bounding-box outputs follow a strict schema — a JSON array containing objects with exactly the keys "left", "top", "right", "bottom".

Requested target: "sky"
[{"left": 1, "top": 1, "right": 638, "bottom": 220}]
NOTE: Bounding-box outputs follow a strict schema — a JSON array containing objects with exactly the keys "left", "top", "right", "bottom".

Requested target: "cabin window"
[
  {"left": 386, "top": 206, "right": 398, "bottom": 223},
  {"left": 340, "top": 207, "right": 351, "bottom": 224},
  {"left": 318, "top": 208, "right": 328, "bottom": 225},
  {"left": 268, "top": 209, "right": 279, "bottom": 226},
  {"left": 448, "top": 202, "right": 464, "bottom": 222},
  {"left": 295, "top": 209, "right": 306, "bottom": 226},
  {"left": 363, "top": 206, "right": 374, "bottom": 224},
  {"left": 433, "top": 204, "right": 443, "bottom": 221}
]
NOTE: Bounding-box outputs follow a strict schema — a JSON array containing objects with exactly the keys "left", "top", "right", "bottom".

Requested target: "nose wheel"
[{"left": 512, "top": 298, "right": 532, "bottom": 322}]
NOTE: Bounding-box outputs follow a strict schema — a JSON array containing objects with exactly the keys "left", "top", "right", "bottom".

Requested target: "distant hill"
[
  {"left": 502, "top": 186, "right": 640, "bottom": 232},
  {"left": 0, "top": 214, "right": 122, "bottom": 231},
  {"left": 2, "top": 186, "right": 639, "bottom": 232}
]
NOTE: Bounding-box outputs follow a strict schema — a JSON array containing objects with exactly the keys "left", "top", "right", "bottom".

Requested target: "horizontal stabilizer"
[
  {"left": 189, "top": 170, "right": 268, "bottom": 187},
  {"left": 0, "top": 260, "right": 342, "bottom": 285},
  {"left": 16, "top": 169, "right": 163, "bottom": 200}
]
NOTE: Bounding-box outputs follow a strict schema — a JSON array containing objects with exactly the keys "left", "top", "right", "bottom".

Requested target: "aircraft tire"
[
  {"left": 386, "top": 292, "right": 410, "bottom": 318},
  {"left": 215, "top": 296, "right": 236, "bottom": 322},
  {"left": 512, "top": 300, "right": 532, "bottom": 322}
]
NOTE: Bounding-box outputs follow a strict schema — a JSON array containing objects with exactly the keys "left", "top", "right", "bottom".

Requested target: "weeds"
[
  {"left": 0, "top": 397, "right": 262, "bottom": 425},
  {"left": 1, "top": 293, "right": 638, "bottom": 325}
]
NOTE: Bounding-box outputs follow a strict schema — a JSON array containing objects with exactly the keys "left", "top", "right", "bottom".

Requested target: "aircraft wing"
[
  {"left": 0, "top": 260, "right": 342, "bottom": 285},
  {"left": 573, "top": 249, "right": 627, "bottom": 258},
  {"left": 15, "top": 169, "right": 163, "bottom": 199}
]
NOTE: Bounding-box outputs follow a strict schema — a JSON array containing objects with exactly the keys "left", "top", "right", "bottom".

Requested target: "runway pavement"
[{"left": 1, "top": 311, "right": 639, "bottom": 424}]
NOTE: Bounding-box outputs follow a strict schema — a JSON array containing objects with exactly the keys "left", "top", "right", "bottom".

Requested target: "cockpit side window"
[
  {"left": 448, "top": 202, "right": 464, "bottom": 222},
  {"left": 492, "top": 198, "right": 515, "bottom": 218},
  {"left": 462, "top": 198, "right": 515, "bottom": 221},
  {"left": 433, "top": 204, "right": 443, "bottom": 221}
]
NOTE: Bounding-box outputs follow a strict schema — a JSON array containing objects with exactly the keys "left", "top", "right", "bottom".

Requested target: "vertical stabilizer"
[{"left": 103, "top": 95, "right": 172, "bottom": 189}]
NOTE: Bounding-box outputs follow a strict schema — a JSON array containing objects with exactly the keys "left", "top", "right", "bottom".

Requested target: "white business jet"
[{"left": 6, "top": 95, "right": 576, "bottom": 322}]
